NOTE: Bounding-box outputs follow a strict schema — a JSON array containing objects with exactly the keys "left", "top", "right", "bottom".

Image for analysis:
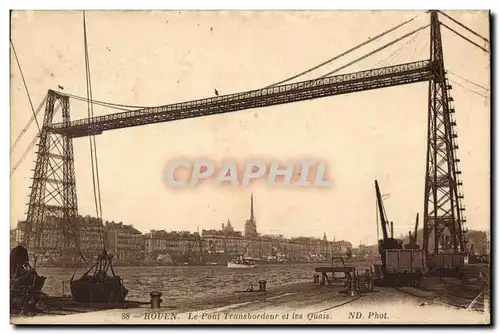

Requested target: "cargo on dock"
[
  {"left": 427, "top": 253, "right": 466, "bottom": 270},
  {"left": 376, "top": 249, "right": 425, "bottom": 286},
  {"left": 314, "top": 257, "right": 374, "bottom": 295}
]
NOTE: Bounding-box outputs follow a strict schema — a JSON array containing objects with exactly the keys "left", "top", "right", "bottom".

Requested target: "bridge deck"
[{"left": 49, "top": 60, "right": 432, "bottom": 138}]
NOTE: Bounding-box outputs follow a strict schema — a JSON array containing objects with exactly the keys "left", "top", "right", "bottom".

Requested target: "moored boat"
[
  {"left": 227, "top": 256, "right": 257, "bottom": 268},
  {"left": 10, "top": 244, "right": 47, "bottom": 313},
  {"left": 10, "top": 245, "right": 46, "bottom": 292},
  {"left": 227, "top": 261, "right": 257, "bottom": 268}
]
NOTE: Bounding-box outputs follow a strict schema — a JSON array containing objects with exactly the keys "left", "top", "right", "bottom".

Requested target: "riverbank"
[{"left": 34, "top": 259, "right": 355, "bottom": 268}]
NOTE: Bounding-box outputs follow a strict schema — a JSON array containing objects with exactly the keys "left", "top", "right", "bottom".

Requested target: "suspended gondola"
[{"left": 70, "top": 248, "right": 128, "bottom": 304}]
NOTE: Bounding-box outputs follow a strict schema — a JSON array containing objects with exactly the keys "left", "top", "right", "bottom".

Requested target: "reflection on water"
[{"left": 37, "top": 264, "right": 322, "bottom": 302}]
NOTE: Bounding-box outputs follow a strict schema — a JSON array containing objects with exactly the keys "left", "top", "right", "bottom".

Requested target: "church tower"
[{"left": 244, "top": 193, "right": 258, "bottom": 238}]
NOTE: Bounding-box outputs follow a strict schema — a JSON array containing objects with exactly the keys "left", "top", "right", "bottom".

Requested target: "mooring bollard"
[
  {"left": 150, "top": 291, "right": 162, "bottom": 309},
  {"left": 313, "top": 274, "right": 320, "bottom": 284},
  {"left": 346, "top": 281, "right": 357, "bottom": 296},
  {"left": 258, "top": 280, "right": 267, "bottom": 292}
]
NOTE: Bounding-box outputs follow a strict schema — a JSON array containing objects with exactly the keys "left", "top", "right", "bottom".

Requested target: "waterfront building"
[
  {"left": 14, "top": 209, "right": 354, "bottom": 265},
  {"left": 332, "top": 240, "right": 352, "bottom": 254},
  {"left": 79, "top": 216, "right": 106, "bottom": 259},
  {"left": 202, "top": 224, "right": 244, "bottom": 260},
  {"left": 144, "top": 229, "right": 203, "bottom": 263},
  {"left": 105, "top": 221, "right": 143, "bottom": 262},
  {"left": 14, "top": 216, "right": 103, "bottom": 264}
]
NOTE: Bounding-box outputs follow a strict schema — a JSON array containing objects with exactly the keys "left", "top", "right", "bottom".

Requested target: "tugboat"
[
  {"left": 227, "top": 255, "right": 257, "bottom": 268},
  {"left": 227, "top": 244, "right": 257, "bottom": 268},
  {"left": 70, "top": 248, "right": 128, "bottom": 304}
]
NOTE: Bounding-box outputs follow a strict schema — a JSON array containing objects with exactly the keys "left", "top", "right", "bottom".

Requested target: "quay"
[{"left": 12, "top": 273, "right": 488, "bottom": 325}]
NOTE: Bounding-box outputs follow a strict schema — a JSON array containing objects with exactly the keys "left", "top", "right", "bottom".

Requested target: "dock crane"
[
  {"left": 375, "top": 180, "right": 403, "bottom": 270},
  {"left": 374, "top": 181, "right": 425, "bottom": 287}
]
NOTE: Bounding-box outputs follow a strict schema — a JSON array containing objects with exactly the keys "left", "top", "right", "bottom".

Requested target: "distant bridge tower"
[{"left": 423, "top": 11, "right": 467, "bottom": 254}]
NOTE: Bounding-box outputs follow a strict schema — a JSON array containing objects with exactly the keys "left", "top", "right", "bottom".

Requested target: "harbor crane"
[{"left": 375, "top": 180, "right": 403, "bottom": 267}]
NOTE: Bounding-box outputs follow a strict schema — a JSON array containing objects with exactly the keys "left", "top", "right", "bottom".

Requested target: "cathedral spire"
[
  {"left": 244, "top": 193, "right": 258, "bottom": 237},
  {"left": 250, "top": 193, "right": 255, "bottom": 221}
]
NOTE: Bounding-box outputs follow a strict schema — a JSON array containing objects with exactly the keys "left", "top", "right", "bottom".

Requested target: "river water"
[{"left": 37, "top": 263, "right": 324, "bottom": 302}]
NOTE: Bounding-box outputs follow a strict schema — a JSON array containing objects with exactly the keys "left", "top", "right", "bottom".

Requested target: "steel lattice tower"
[
  {"left": 26, "top": 90, "right": 78, "bottom": 257},
  {"left": 423, "top": 11, "right": 466, "bottom": 255}
]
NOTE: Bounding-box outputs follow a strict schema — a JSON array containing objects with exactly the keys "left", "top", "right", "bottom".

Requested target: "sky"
[{"left": 10, "top": 10, "right": 490, "bottom": 246}]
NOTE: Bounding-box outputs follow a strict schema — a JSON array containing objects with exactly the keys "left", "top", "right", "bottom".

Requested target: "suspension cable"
[
  {"left": 50, "top": 15, "right": 425, "bottom": 123},
  {"left": 83, "top": 11, "right": 105, "bottom": 249},
  {"left": 447, "top": 70, "right": 489, "bottom": 91},
  {"left": 209, "top": 24, "right": 431, "bottom": 107},
  {"left": 84, "top": 11, "right": 100, "bottom": 219},
  {"left": 11, "top": 94, "right": 47, "bottom": 154},
  {"left": 58, "top": 91, "right": 152, "bottom": 110},
  {"left": 10, "top": 39, "right": 41, "bottom": 133},
  {"left": 52, "top": 14, "right": 421, "bottom": 120},
  {"left": 318, "top": 24, "right": 430, "bottom": 79},
  {"left": 374, "top": 29, "right": 421, "bottom": 67},
  {"left": 406, "top": 29, "right": 425, "bottom": 64},
  {"left": 438, "top": 10, "right": 489, "bottom": 43},
  {"left": 440, "top": 23, "right": 489, "bottom": 53},
  {"left": 56, "top": 23, "right": 430, "bottom": 132},
  {"left": 10, "top": 133, "right": 38, "bottom": 175},
  {"left": 449, "top": 79, "right": 488, "bottom": 99},
  {"left": 11, "top": 103, "right": 61, "bottom": 175},
  {"left": 56, "top": 16, "right": 420, "bottom": 122},
  {"left": 265, "top": 15, "right": 419, "bottom": 87}
]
